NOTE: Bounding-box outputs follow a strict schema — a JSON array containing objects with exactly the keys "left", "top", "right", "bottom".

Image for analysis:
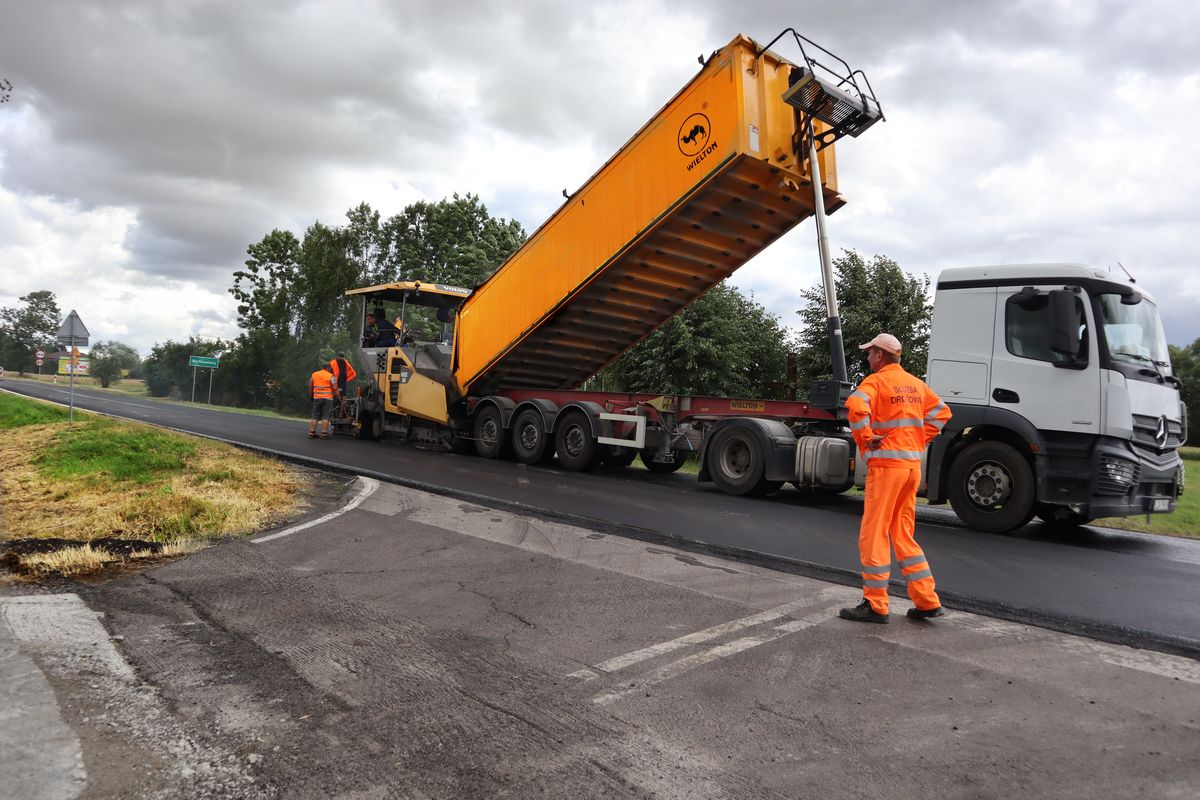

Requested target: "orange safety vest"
[
  {"left": 310, "top": 369, "right": 337, "bottom": 400},
  {"left": 329, "top": 357, "right": 357, "bottom": 384},
  {"left": 845, "top": 363, "right": 951, "bottom": 467}
]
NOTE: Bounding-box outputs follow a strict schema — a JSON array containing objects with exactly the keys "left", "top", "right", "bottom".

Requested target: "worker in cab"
[
  {"left": 329, "top": 352, "right": 357, "bottom": 396},
  {"left": 307, "top": 358, "right": 339, "bottom": 439},
  {"left": 373, "top": 306, "right": 402, "bottom": 347},
  {"left": 362, "top": 313, "right": 380, "bottom": 347},
  {"left": 840, "top": 333, "right": 952, "bottom": 624}
]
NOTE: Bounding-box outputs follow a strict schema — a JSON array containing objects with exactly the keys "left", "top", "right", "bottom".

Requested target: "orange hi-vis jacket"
[
  {"left": 310, "top": 369, "right": 337, "bottom": 400},
  {"left": 330, "top": 357, "right": 357, "bottom": 384},
  {"left": 845, "top": 363, "right": 951, "bottom": 467}
]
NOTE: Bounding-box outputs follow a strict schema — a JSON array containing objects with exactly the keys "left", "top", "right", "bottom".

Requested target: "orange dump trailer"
[
  {"left": 454, "top": 34, "right": 844, "bottom": 396},
  {"left": 346, "top": 29, "right": 884, "bottom": 497}
]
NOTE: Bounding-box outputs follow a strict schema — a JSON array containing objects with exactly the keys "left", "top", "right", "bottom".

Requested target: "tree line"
[{"left": 23, "top": 192, "right": 1186, "bottom": 444}]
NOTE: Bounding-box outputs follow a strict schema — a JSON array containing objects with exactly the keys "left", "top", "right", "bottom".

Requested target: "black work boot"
[
  {"left": 838, "top": 600, "right": 889, "bottom": 624},
  {"left": 906, "top": 606, "right": 945, "bottom": 620}
]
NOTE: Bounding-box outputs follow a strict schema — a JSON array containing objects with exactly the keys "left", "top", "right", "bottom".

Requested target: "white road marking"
[
  {"left": 252, "top": 477, "right": 379, "bottom": 543},
  {"left": 591, "top": 606, "right": 837, "bottom": 705},
  {"left": 568, "top": 587, "right": 845, "bottom": 680}
]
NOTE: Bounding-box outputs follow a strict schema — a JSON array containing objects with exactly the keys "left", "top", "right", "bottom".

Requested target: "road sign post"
[
  {"left": 56, "top": 311, "right": 90, "bottom": 422},
  {"left": 187, "top": 356, "right": 220, "bottom": 404}
]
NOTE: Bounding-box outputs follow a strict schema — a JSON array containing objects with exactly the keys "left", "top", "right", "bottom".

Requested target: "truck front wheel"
[
  {"left": 947, "top": 441, "right": 1035, "bottom": 533},
  {"left": 707, "top": 427, "right": 781, "bottom": 496}
]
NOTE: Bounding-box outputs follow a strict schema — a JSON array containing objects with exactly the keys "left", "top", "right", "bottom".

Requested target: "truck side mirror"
[{"left": 1048, "top": 289, "right": 1082, "bottom": 360}]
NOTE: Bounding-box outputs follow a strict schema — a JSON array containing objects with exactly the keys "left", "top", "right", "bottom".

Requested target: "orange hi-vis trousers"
[{"left": 859, "top": 462, "right": 940, "bottom": 615}]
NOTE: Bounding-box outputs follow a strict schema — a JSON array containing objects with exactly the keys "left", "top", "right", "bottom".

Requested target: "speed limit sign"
[
  {"left": 35, "top": 350, "right": 45, "bottom": 359},
  {"left": 36, "top": 358, "right": 44, "bottom": 366}
]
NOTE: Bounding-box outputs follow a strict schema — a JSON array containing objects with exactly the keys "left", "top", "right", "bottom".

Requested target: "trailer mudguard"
[{"left": 697, "top": 417, "right": 797, "bottom": 483}]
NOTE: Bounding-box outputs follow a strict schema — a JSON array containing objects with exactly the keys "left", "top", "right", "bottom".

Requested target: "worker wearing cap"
[
  {"left": 308, "top": 358, "right": 339, "bottom": 439},
  {"left": 839, "top": 333, "right": 952, "bottom": 624}
]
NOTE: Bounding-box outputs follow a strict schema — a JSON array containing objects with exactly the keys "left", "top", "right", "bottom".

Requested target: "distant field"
[{"left": 6, "top": 373, "right": 304, "bottom": 420}]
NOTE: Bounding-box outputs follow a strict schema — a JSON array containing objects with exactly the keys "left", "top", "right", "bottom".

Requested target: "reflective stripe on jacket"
[
  {"left": 845, "top": 363, "right": 951, "bottom": 466},
  {"left": 310, "top": 369, "right": 337, "bottom": 399}
]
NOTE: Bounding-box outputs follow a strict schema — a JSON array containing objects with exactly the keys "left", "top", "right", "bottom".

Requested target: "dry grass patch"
[
  {"left": 9, "top": 539, "right": 207, "bottom": 577},
  {"left": 1, "top": 418, "right": 310, "bottom": 543}
]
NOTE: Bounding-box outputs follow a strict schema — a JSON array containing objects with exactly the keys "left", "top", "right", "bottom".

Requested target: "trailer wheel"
[
  {"left": 707, "top": 427, "right": 779, "bottom": 495},
  {"left": 511, "top": 409, "right": 554, "bottom": 465},
  {"left": 473, "top": 405, "right": 508, "bottom": 459},
  {"left": 947, "top": 441, "right": 1036, "bottom": 533},
  {"left": 601, "top": 446, "right": 638, "bottom": 468},
  {"left": 555, "top": 410, "right": 599, "bottom": 471},
  {"left": 639, "top": 448, "right": 688, "bottom": 474}
]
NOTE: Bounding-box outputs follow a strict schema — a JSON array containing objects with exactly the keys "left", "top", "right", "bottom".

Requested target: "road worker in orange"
[
  {"left": 307, "top": 358, "right": 339, "bottom": 439},
  {"left": 839, "top": 333, "right": 952, "bottom": 624},
  {"left": 329, "top": 352, "right": 357, "bottom": 395}
]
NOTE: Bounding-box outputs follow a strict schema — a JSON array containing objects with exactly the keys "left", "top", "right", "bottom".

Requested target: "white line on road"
[
  {"left": 567, "top": 587, "right": 846, "bottom": 680},
  {"left": 590, "top": 605, "right": 838, "bottom": 705},
  {"left": 252, "top": 477, "right": 380, "bottom": 544}
]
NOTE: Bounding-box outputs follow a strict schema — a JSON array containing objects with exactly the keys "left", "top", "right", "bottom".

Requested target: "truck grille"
[
  {"left": 1096, "top": 456, "right": 1141, "bottom": 496},
  {"left": 1131, "top": 414, "right": 1184, "bottom": 452}
]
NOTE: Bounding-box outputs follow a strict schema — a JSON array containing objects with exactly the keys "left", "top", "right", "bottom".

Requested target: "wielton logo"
[
  {"left": 678, "top": 113, "right": 711, "bottom": 156},
  {"left": 678, "top": 112, "right": 717, "bottom": 171}
]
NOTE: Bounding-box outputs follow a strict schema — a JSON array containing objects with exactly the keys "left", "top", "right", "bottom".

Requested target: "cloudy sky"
[{"left": 2, "top": 0, "right": 1198, "bottom": 357}]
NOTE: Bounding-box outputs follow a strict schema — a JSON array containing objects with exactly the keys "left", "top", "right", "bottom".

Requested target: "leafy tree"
[
  {"left": 0, "top": 290, "right": 61, "bottom": 375},
  {"left": 1169, "top": 340, "right": 1199, "bottom": 446},
  {"left": 224, "top": 196, "right": 525, "bottom": 413},
  {"left": 231, "top": 229, "right": 302, "bottom": 337},
  {"left": 142, "top": 337, "right": 226, "bottom": 398},
  {"left": 596, "top": 283, "right": 792, "bottom": 398},
  {"left": 794, "top": 251, "right": 932, "bottom": 387},
  {"left": 90, "top": 341, "right": 140, "bottom": 388},
  {"left": 378, "top": 193, "right": 526, "bottom": 288}
]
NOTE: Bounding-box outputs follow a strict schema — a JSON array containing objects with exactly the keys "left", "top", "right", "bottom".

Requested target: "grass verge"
[{"left": 0, "top": 393, "right": 311, "bottom": 577}]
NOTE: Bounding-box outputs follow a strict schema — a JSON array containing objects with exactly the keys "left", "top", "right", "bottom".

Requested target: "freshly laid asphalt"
[{"left": 3, "top": 378, "right": 1199, "bottom": 657}]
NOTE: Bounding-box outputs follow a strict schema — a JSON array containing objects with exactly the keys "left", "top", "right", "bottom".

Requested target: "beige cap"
[{"left": 858, "top": 333, "right": 902, "bottom": 355}]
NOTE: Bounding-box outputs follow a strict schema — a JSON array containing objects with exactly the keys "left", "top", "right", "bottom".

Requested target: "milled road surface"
[
  {"left": 3, "top": 378, "right": 1199, "bottom": 656},
  {"left": 3, "top": 479, "right": 1198, "bottom": 798}
]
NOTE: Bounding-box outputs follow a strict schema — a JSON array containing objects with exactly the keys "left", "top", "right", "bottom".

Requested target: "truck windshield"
[{"left": 1096, "top": 293, "right": 1171, "bottom": 369}]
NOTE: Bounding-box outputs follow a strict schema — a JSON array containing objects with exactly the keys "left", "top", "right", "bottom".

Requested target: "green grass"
[
  {"left": 0, "top": 392, "right": 72, "bottom": 429},
  {"left": 34, "top": 418, "right": 196, "bottom": 484}
]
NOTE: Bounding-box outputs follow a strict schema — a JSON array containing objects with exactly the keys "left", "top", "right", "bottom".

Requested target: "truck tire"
[
  {"left": 640, "top": 448, "right": 688, "bottom": 474},
  {"left": 601, "top": 446, "right": 638, "bottom": 467},
  {"left": 511, "top": 409, "right": 554, "bottom": 465},
  {"left": 707, "top": 427, "right": 781, "bottom": 496},
  {"left": 947, "top": 440, "right": 1035, "bottom": 533},
  {"left": 555, "top": 410, "right": 599, "bottom": 471},
  {"left": 473, "top": 405, "right": 508, "bottom": 459}
]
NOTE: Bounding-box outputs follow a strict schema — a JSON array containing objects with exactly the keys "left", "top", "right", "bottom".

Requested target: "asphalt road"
[{"left": 5, "top": 378, "right": 1199, "bottom": 656}]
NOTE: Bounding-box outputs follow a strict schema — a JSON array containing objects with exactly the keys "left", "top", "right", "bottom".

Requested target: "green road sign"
[{"left": 188, "top": 355, "right": 219, "bottom": 368}]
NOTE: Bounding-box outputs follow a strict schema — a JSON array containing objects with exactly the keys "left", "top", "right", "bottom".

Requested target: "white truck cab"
[{"left": 922, "top": 264, "right": 1184, "bottom": 532}]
